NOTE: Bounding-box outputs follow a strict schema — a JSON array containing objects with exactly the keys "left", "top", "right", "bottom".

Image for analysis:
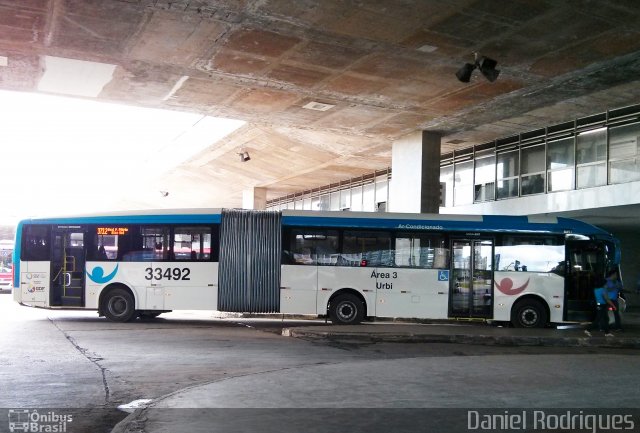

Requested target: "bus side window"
[{"left": 23, "top": 225, "right": 51, "bottom": 261}]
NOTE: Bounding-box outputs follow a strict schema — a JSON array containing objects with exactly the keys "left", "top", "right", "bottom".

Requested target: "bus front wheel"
[
  {"left": 329, "top": 293, "right": 364, "bottom": 325},
  {"left": 103, "top": 288, "right": 136, "bottom": 322},
  {"left": 511, "top": 299, "right": 547, "bottom": 328}
]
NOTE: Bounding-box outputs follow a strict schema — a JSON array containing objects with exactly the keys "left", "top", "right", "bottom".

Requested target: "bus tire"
[
  {"left": 511, "top": 299, "right": 547, "bottom": 328},
  {"left": 103, "top": 288, "right": 136, "bottom": 322},
  {"left": 329, "top": 293, "right": 364, "bottom": 325}
]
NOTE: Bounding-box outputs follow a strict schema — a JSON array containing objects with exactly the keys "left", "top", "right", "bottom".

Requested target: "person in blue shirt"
[
  {"left": 605, "top": 269, "right": 623, "bottom": 331},
  {"left": 584, "top": 276, "right": 615, "bottom": 337}
]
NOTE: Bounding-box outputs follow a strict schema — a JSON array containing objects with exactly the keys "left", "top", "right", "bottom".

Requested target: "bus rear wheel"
[
  {"left": 103, "top": 288, "right": 136, "bottom": 322},
  {"left": 511, "top": 299, "right": 547, "bottom": 328},
  {"left": 329, "top": 293, "right": 364, "bottom": 325}
]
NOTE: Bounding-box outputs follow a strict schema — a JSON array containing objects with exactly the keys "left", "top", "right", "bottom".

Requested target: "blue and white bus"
[{"left": 12, "top": 209, "right": 620, "bottom": 327}]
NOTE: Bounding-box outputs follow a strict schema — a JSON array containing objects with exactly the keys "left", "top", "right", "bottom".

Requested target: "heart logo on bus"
[
  {"left": 494, "top": 277, "right": 530, "bottom": 296},
  {"left": 87, "top": 265, "right": 119, "bottom": 284}
]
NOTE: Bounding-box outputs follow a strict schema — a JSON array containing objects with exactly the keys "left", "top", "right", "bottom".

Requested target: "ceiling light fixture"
[
  {"left": 455, "top": 53, "right": 500, "bottom": 83},
  {"left": 238, "top": 149, "right": 251, "bottom": 162}
]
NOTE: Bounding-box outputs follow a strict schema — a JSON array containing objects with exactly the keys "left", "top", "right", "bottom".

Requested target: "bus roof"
[
  {"left": 17, "top": 208, "right": 224, "bottom": 225},
  {"left": 16, "top": 208, "right": 611, "bottom": 238},
  {"left": 280, "top": 210, "right": 611, "bottom": 237}
]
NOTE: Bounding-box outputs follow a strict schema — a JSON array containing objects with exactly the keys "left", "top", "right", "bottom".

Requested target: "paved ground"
[
  {"left": 113, "top": 309, "right": 640, "bottom": 432},
  {"left": 1, "top": 290, "right": 639, "bottom": 433}
]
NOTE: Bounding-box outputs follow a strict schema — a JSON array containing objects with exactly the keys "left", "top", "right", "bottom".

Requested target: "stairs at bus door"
[
  {"left": 566, "top": 300, "right": 594, "bottom": 322},
  {"left": 57, "top": 254, "right": 84, "bottom": 307}
]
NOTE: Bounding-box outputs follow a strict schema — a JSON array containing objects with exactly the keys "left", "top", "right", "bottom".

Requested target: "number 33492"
[{"left": 145, "top": 267, "right": 191, "bottom": 280}]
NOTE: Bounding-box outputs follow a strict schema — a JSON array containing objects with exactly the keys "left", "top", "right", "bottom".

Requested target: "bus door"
[
  {"left": 564, "top": 240, "right": 606, "bottom": 322},
  {"left": 51, "top": 226, "right": 87, "bottom": 307},
  {"left": 449, "top": 238, "right": 493, "bottom": 318}
]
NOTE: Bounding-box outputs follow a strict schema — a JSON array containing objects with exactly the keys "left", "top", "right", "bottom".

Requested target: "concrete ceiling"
[{"left": 2, "top": 0, "right": 640, "bottom": 209}]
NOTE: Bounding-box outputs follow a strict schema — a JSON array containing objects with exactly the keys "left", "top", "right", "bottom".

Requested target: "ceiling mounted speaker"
[
  {"left": 455, "top": 63, "right": 476, "bottom": 83},
  {"left": 477, "top": 56, "right": 500, "bottom": 82},
  {"left": 455, "top": 53, "right": 500, "bottom": 83}
]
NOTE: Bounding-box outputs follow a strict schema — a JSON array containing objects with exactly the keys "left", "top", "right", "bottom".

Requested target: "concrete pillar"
[
  {"left": 242, "top": 187, "right": 267, "bottom": 210},
  {"left": 389, "top": 131, "right": 441, "bottom": 214}
]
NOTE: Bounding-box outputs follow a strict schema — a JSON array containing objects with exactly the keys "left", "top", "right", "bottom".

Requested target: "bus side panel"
[
  {"left": 280, "top": 264, "right": 317, "bottom": 314},
  {"left": 163, "top": 262, "right": 218, "bottom": 310},
  {"left": 86, "top": 262, "right": 219, "bottom": 311},
  {"left": 375, "top": 268, "right": 449, "bottom": 319},
  {"left": 492, "top": 272, "right": 564, "bottom": 322},
  {"left": 17, "top": 261, "right": 50, "bottom": 307},
  {"left": 85, "top": 262, "right": 144, "bottom": 309},
  {"left": 316, "top": 267, "right": 376, "bottom": 315}
]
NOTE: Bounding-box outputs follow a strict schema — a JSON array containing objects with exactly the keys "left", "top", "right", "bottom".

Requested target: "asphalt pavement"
[{"left": 112, "top": 308, "right": 640, "bottom": 433}]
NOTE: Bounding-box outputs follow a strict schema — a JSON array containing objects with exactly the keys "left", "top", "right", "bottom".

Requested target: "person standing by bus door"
[
  {"left": 584, "top": 277, "right": 616, "bottom": 337},
  {"left": 605, "top": 269, "right": 623, "bottom": 331}
]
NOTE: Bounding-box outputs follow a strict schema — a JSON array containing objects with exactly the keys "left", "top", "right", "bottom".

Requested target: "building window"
[
  {"left": 576, "top": 128, "right": 607, "bottom": 188},
  {"left": 439, "top": 164, "right": 454, "bottom": 207},
  {"left": 520, "top": 145, "right": 545, "bottom": 195},
  {"left": 609, "top": 122, "right": 640, "bottom": 184},
  {"left": 474, "top": 155, "right": 496, "bottom": 202},
  {"left": 547, "top": 137, "right": 575, "bottom": 192},
  {"left": 454, "top": 160, "right": 473, "bottom": 205},
  {"left": 496, "top": 151, "right": 519, "bottom": 199}
]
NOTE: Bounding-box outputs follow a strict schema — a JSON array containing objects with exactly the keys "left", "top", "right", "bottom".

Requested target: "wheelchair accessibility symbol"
[{"left": 438, "top": 270, "right": 449, "bottom": 281}]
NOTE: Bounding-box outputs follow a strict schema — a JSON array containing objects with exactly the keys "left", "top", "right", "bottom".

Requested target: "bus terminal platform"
[
  {"left": 112, "top": 309, "right": 640, "bottom": 433},
  {"left": 281, "top": 308, "right": 640, "bottom": 349}
]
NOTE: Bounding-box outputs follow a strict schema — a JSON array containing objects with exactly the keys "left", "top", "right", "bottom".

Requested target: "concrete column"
[
  {"left": 389, "top": 131, "right": 441, "bottom": 214},
  {"left": 242, "top": 187, "right": 267, "bottom": 210}
]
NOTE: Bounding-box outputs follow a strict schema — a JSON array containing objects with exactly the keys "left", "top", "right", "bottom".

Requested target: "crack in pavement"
[{"left": 48, "top": 317, "right": 111, "bottom": 404}]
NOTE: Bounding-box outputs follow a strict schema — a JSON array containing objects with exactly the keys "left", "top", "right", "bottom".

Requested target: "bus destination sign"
[{"left": 97, "top": 227, "right": 129, "bottom": 236}]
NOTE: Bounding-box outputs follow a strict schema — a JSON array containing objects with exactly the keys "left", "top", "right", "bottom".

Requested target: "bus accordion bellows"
[{"left": 12, "top": 208, "right": 620, "bottom": 327}]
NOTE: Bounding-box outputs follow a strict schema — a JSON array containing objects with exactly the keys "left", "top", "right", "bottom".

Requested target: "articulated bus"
[{"left": 12, "top": 209, "right": 620, "bottom": 327}]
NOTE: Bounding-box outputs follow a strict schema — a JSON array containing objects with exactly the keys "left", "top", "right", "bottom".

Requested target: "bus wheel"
[
  {"left": 103, "top": 288, "right": 136, "bottom": 322},
  {"left": 329, "top": 293, "right": 364, "bottom": 325},
  {"left": 511, "top": 299, "right": 547, "bottom": 328}
]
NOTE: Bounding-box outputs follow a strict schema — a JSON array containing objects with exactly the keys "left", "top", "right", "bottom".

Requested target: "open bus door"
[
  {"left": 564, "top": 239, "right": 607, "bottom": 322},
  {"left": 51, "top": 226, "right": 87, "bottom": 307}
]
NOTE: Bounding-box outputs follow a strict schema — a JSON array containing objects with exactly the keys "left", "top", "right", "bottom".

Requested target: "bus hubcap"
[
  {"left": 338, "top": 301, "right": 356, "bottom": 321},
  {"left": 520, "top": 308, "right": 538, "bottom": 326},
  {"left": 108, "top": 296, "right": 127, "bottom": 316}
]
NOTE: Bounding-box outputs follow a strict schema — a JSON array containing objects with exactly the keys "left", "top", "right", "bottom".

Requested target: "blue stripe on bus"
[
  {"left": 282, "top": 214, "right": 609, "bottom": 236},
  {"left": 21, "top": 213, "right": 222, "bottom": 225}
]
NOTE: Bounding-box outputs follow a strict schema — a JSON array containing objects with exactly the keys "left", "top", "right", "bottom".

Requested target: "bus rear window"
[{"left": 22, "top": 225, "right": 51, "bottom": 261}]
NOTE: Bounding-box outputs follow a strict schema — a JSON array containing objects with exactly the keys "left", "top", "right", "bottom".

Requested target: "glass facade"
[
  {"left": 520, "top": 144, "right": 545, "bottom": 195},
  {"left": 609, "top": 122, "right": 640, "bottom": 184},
  {"left": 576, "top": 128, "right": 607, "bottom": 188},
  {"left": 496, "top": 150, "right": 519, "bottom": 199},
  {"left": 547, "top": 136, "right": 574, "bottom": 192},
  {"left": 268, "top": 170, "right": 391, "bottom": 212},
  {"left": 268, "top": 105, "right": 640, "bottom": 212}
]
